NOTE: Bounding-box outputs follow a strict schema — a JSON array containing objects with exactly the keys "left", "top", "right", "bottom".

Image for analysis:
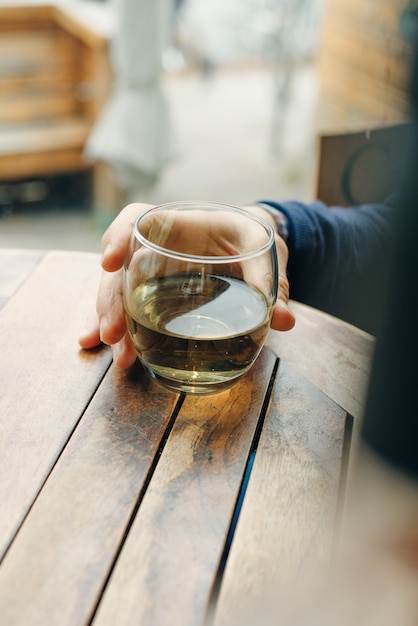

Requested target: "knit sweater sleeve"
[{"left": 257, "top": 198, "right": 396, "bottom": 334}]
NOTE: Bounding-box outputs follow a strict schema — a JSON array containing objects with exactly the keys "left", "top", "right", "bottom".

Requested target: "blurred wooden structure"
[
  {"left": 317, "top": 0, "right": 415, "bottom": 129},
  {"left": 316, "top": 121, "right": 413, "bottom": 206},
  {"left": 0, "top": 3, "right": 112, "bottom": 182},
  {"left": 314, "top": 2, "right": 415, "bottom": 208}
]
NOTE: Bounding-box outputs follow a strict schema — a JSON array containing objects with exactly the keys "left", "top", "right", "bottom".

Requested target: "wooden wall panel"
[{"left": 317, "top": 0, "right": 415, "bottom": 130}]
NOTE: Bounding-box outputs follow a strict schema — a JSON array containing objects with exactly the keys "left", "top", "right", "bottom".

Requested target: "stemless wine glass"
[{"left": 123, "top": 201, "right": 278, "bottom": 394}]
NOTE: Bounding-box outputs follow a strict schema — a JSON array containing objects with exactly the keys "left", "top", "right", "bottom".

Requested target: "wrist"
[
  {"left": 254, "top": 202, "right": 289, "bottom": 243},
  {"left": 243, "top": 204, "right": 281, "bottom": 237}
]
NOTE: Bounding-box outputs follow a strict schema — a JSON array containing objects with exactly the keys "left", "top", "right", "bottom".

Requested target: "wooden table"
[{"left": 0, "top": 248, "right": 375, "bottom": 626}]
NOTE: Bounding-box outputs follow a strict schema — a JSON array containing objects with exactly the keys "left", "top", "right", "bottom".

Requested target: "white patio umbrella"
[{"left": 85, "top": 0, "right": 174, "bottom": 200}]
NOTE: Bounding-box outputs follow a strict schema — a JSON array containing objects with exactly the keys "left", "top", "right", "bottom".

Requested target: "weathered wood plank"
[
  {"left": 92, "top": 348, "right": 278, "bottom": 626},
  {"left": 317, "top": 0, "right": 413, "bottom": 128},
  {"left": 0, "top": 248, "right": 44, "bottom": 308},
  {"left": 0, "top": 362, "right": 180, "bottom": 626},
  {"left": 267, "top": 301, "right": 374, "bottom": 422},
  {"left": 0, "top": 250, "right": 111, "bottom": 560},
  {"left": 212, "top": 359, "right": 349, "bottom": 625}
]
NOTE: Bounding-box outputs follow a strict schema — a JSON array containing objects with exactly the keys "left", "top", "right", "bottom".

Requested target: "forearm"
[{"left": 257, "top": 198, "right": 395, "bottom": 334}]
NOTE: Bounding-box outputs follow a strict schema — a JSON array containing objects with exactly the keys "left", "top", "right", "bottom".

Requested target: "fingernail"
[
  {"left": 278, "top": 299, "right": 296, "bottom": 328},
  {"left": 112, "top": 341, "right": 122, "bottom": 364},
  {"left": 277, "top": 299, "right": 289, "bottom": 312},
  {"left": 102, "top": 243, "right": 112, "bottom": 263},
  {"left": 99, "top": 316, "right": 108, "bottom": 343}
]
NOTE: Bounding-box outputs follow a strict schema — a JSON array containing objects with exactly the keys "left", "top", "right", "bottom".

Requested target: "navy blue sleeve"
[{"left": 258, "top": 198, "right": 396, "bottom": 334}]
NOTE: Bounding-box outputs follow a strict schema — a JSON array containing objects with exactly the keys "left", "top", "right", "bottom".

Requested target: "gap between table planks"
[
  {"left": 0, "top": 249, "right": 352, "bottom": 626},
  {"left": 0, "top": 250, "right": 112, "bottom": 559}
]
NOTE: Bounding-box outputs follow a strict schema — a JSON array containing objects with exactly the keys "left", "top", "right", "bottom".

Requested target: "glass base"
[{"left": 143, "top": 365, "right": 243, "bottom": 395}]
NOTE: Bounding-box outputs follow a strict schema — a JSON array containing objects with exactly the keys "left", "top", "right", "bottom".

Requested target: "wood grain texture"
[
  {"left": 0, "top": 250, "right": 111, "bottom": 560},
  {"left": 212, "top": 359, "right": 349, "bottom": 625},
  {"left": 0, "top": 248, "right": 44, "bottom": 309},
  {"left": 0, "top": 249, "right": 375, "bottom": 626},
  {"left": 267, "top": 301, "right": 374, "bottom": 422},
  {"left": 317, "top": 0, "right": 413, "bottom": 128},
  {"left": 92, "top": 349, "right": 278, "bottom": 626},
  {"left": 0, "top": 362, "right": 180, "bottom": 626}
]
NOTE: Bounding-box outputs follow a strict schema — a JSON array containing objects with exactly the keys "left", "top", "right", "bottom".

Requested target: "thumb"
[
  {"left": 270, "top": 233, "right": 295, "bottom": 331},
  {"left": 271, "top": 297, "right": 295, "bottom": 331}
]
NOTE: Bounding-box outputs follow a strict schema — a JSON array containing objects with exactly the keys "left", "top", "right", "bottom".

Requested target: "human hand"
[
  {"left": 78, "top": 202, "right": 295, "bottom": 368},
  {"left": 244, "top": 204, "right": 295, "bottom": 332}
]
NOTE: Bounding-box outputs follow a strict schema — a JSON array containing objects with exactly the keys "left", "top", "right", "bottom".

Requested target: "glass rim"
[{"left": 132, "top": 201, "right": 275, "bottom": 264}]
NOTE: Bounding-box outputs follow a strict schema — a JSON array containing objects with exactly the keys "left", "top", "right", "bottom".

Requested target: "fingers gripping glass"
[{"left": 123, "top": 201, "right": 278, "bottom": 394}]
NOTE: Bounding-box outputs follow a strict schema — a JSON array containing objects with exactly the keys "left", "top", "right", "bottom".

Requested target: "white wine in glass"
[{"left": 123, "top": 202, "right": 278, "bottom": 394}]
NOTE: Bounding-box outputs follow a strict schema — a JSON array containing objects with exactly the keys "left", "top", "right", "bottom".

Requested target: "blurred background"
[{"left": 0, "top": 0, "right": 414, "bottom": 252}]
